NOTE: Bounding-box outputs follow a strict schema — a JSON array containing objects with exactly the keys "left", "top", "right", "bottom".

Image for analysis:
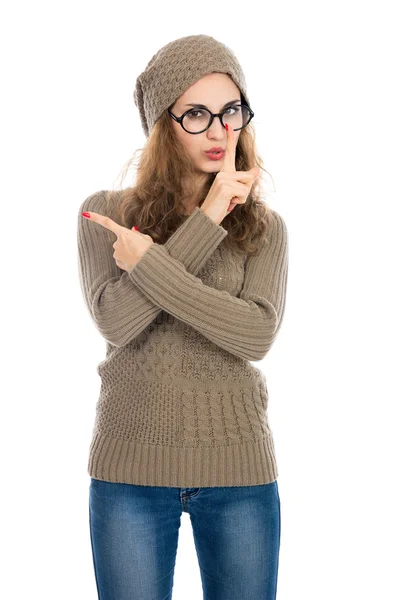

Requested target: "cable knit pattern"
[{"left": 77, "top": 190, "right": 288, "bottom": 487}]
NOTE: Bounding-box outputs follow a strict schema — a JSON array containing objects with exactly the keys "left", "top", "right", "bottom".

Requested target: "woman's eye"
[
  {"left": 224, "top": 106, "right": 240, "bottom": 115},
  {"left": 187, "top": 110, "right": 204, "bottom": 119}
]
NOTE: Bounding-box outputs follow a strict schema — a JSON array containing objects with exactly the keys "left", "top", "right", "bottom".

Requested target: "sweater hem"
[{"left": 87, "top": 432, "right": 278, "bottom": 488}]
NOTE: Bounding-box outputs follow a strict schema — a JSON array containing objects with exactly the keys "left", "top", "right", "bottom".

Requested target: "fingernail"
[
  {"left": 82, "top": 212, "right": 90, "bottom": 218},
  {"left": 225, "top": 123, "right": 229, "bottom": 131},
  {"left": 133, "top": 226, "right": 139, "bottom": 231}
]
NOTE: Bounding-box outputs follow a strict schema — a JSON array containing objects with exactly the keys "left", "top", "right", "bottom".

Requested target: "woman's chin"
[{"left": 197, "top": 161, "right": 221, "bottom": 174}]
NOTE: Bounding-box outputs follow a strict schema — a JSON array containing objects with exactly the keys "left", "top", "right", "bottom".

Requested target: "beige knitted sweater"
[{"left": 77, "top": 190, "right": 288, "bottom": 487}]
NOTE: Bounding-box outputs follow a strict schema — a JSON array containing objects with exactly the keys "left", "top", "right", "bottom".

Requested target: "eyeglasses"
[{"left": 168, "top": 103, "right": 254, "bottom": 134}]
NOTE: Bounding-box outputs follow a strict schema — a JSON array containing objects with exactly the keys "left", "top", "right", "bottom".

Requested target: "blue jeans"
[{"left": 89, "top": 477, "right": 281, "bottom": 600}]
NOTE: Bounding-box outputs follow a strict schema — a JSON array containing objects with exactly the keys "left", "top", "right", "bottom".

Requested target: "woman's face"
[{"left": 170, "top": 72, "right": 241, "bottom": 181}]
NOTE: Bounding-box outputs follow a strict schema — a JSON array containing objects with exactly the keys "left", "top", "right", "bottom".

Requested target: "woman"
[{"left": 77, "top": 34, "right": 288, "bottom": 600}]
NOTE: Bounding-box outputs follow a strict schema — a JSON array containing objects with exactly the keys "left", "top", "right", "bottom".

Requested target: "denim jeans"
[{"left": 89, "top": 477, "right": 281, "bottom": 600}]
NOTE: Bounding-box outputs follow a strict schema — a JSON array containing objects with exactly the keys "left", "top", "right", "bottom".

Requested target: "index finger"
[
  {"left": 221, "top": 123, "right": 236, "bottom": 172},
  {"left": 81, "top": 211, "right": 124, "bottom": 236}
]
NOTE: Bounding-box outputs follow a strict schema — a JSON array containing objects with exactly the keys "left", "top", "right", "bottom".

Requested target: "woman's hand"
[
  {"left": 200, "top": 123, "right": 259, "bottom": 225},
  {"left": 81, "top": 212, "right": 154, "bottom": 272}
]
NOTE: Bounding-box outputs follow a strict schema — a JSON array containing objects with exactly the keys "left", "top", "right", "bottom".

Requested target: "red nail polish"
[
  {"left": 225, "top": 123, "right": 229, "bottom": 131},
  {"left": 82, "top": 212, "right": 90, "bottom": 218},
  {"left": 133, "top": 226, "right": 139, "bottom": 231}
]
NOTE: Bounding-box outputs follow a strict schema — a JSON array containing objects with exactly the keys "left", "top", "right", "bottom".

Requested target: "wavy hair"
[{"left": 106, "top": 94, "right": 276, "bottom": 257}]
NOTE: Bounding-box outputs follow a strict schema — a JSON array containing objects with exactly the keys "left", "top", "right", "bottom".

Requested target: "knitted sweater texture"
[{"left": 77, "top": 190, "right": 288, "bottom": 487}]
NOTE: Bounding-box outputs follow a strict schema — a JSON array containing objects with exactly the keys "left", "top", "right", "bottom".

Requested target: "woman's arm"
[
  {"left": 128, "top": 209, "right": 289, "bottom": 362},
  {"left": 77, "top": 190, "right": 228, "bottom": 346}
]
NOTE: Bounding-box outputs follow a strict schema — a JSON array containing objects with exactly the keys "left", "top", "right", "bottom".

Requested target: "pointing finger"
[
  {"left": 81, "top": 211, "right": 125, "bottom": 236},
  {"left": 221, "top": 123, "right": 236, "bottom": 172}
]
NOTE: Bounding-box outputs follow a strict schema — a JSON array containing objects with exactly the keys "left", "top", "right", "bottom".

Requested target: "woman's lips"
[{"left": 205, "top": 150, "right": 224, "bottom": 161}]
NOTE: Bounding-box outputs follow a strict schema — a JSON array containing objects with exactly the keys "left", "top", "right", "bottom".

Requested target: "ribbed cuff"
[{"left": 163, "top": 207, "right": 228, "bottom": 271}]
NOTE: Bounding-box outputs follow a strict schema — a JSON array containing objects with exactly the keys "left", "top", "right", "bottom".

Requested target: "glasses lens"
[
  {"left": 222, "top": 105, "right": 251, "bottom": 130},
  {"left": 182, "top": 109, "right": 212, "bottom": 133},
  {"left": 182, "top": 105, "right": 252, "bottom": 133}
]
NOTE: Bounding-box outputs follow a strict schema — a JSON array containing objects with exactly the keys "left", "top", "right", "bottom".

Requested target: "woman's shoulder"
[
  {"left": 267, "top": 207, "right": 288, "bottom": 240},
  {"left": 78, "top": 188, "right": 126, "bottom": 217},
  {"left": 78, "top": 189, "right": 107, "bottom": 214}
]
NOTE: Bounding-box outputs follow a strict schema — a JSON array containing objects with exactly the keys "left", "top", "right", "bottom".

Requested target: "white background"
[{"left": 1, "top": 0, "right": 399, "bottom": 598}]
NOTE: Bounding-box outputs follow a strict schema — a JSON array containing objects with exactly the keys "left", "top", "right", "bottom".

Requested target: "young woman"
[{"left": 77, "top": 34, "right": 288, "bottom": 600}]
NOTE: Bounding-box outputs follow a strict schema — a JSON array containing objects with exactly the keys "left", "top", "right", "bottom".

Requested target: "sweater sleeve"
[
  {"left": 77, "top": 190, "right": 228, "bottom": 346},
  {"left": 128, "top": 209, "right": 288, "bottom": 362}
]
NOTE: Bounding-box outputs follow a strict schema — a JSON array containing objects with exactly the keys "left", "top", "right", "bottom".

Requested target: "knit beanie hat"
[{"left": 133, "top": 34, "right": 250, "bottom": 138}]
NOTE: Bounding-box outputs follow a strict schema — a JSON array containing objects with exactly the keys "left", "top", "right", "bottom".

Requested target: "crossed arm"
[{"left": 77, "top": 190, "right": 288, "bottom": 361}]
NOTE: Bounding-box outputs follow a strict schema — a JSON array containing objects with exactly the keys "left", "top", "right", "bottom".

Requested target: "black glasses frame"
[{"left": 168, "top": 104, "right": 255, "bottom": 134}]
